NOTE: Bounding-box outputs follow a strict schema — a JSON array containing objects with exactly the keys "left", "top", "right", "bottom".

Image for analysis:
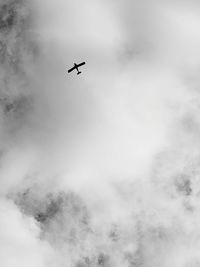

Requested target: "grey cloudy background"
[{"left": 1, "top": 0, "right": 200, "bottom": 266}]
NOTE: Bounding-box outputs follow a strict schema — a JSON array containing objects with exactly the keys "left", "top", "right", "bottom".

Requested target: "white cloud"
[
  {"left": 0, "top": 199, "right": 54, "bottom": 267},
  {"left": 1, "top": 0, "right": 200, "bottom": 266}
]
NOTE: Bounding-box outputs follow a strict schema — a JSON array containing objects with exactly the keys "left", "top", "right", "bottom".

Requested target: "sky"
[{"left": 1, "top": 0, "right": 200, "bottom": 266}]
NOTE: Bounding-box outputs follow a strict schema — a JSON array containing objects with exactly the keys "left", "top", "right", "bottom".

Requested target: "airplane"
[{"left": 68, "top": 62, "right": 86, "bottom": 75}]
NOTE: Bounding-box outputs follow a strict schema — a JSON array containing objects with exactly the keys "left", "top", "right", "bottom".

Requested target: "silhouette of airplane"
[{"left": 68, "top": 62, "right": 86, "bottom": 75}]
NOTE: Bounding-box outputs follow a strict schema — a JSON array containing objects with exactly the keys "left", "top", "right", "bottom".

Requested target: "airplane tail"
[{"left": 77, "top": 71, "right": 81, "bottom": 75}]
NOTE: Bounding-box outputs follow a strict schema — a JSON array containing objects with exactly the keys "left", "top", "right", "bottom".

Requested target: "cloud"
[
  {"left": 0, "top": 198, "right": 54, "bottom": 267},
  {"left": 1, "top": 0, "right": 200, "bottom": 266}
]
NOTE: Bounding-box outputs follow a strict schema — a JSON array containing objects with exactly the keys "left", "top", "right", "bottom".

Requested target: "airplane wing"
[
  {"left": 68, "top": 66, "right": 76, "bottom": 73},
  {"left": 77, "top": 62, "right": 86, "bottom": 67}
]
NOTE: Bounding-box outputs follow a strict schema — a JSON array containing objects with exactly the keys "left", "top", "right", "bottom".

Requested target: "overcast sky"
[{"left": 1, "top": 0, "right": 200, "bottom": 266}]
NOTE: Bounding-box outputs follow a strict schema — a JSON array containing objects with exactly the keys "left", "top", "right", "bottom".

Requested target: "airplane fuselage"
[{"left": 74, "top": 63, "right": 81, "bottom": 75}]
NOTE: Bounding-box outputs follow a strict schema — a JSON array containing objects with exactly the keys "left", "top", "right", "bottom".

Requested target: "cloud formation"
[{"left": 1, "top": 0, "right": 200, "bottom": 266}]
